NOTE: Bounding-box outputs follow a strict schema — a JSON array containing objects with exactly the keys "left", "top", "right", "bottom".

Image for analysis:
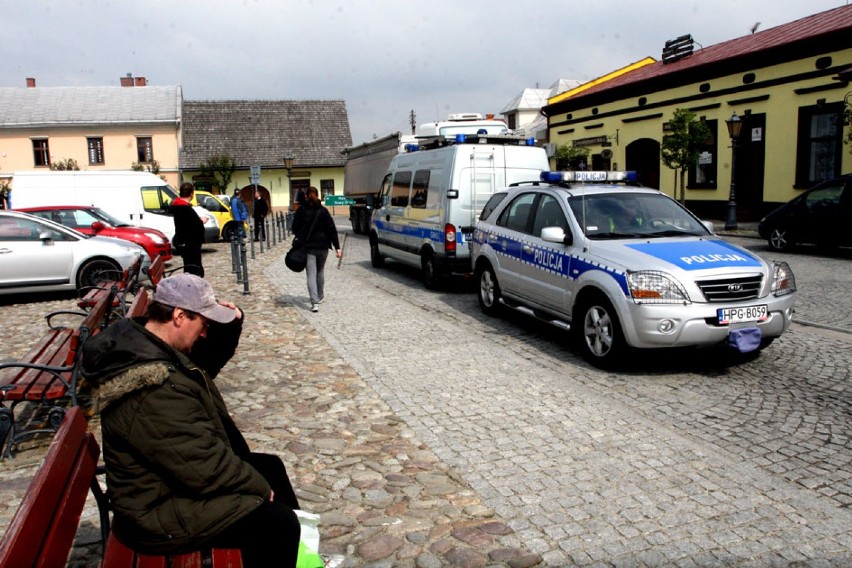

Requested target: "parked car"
[
  {"left": 0, "top": 210, "right": 149, "bottom": 296},
  {"left": 16, "top": 205, "right": 172, "bottom": 261},
  {"left": 758, "top": 174, "right": 852, "bottom": 251},
  {"left": 470, "top": 171, "right": 797, "bottom": 368},
  {"left": 192, "top": 190, "right": 246, "bottom": 241}
]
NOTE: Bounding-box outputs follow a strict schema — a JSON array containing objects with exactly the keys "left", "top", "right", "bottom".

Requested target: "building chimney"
[
  {"left": 134, "top": 77, "right": 147, "bottom": 87},
  {"left": 26, "top": 77, "right": 36, "bottom": 88},
  {"left": 120, "top": 73, "right": 134, "bottom": 87}
]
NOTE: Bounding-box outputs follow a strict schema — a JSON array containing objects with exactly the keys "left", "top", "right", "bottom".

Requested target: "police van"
[{"left": 368, "top": 134, "right": 550, "bottom": 288}]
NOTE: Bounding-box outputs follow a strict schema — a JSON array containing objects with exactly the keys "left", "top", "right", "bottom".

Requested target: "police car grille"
[{"left": 696, "top": 276, "right": 763, "bottom": 302}]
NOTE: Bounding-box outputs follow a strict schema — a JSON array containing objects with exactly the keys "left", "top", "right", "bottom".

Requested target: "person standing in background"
[
  {"left": 230, "top": 188, "right": 249, "bottom": 240},
  {"left": 172, "top": 182, "right": 205, "bottom": 277},
  {"left": 290, "top": 186, "right": 341, "bottom": 312},
  {"left": 253, "top": 189, "right": 269, "bottom": 242}
]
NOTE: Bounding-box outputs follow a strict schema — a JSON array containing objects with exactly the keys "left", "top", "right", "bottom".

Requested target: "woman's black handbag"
[
  {"left": 285, "top": 211, "right": 320, "bottom": 273},
  {"left": 285, "top": 246, "right": 308, "bottom": 272}
]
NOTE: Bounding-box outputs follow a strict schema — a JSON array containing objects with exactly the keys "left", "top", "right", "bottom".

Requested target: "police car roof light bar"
[{"left": 540, "top": 171, "right": 638, "bottom": 183}]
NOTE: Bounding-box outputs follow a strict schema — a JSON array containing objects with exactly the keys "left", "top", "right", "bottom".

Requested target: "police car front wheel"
[{"left": 575, "top": 296, "right": 626, "bottom": 367}]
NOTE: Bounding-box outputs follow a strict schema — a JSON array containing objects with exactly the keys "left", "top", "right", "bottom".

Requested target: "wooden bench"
[
  {"left": 0, "top": 407, "right": 101, "bottom": 567},
  {"left": 125, "top": 286, "right": 152, "bottom": 319},
  {"left": 144, "top": 253, "right": 168, "bottom": 286},
  {"left": 0, "top": 407, "right": 243, "bottom": 567},
  {"left": 0, "top": 287, "right": 116, "bottom": 458},
  {"left": 77, "top": 255, "right": 144, "bottom": 315},
  {"left": 104, "top": 534, "right": 243, "bottom": 567}
]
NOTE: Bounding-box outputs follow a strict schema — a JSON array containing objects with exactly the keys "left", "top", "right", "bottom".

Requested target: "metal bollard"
[
  {"left": 270, "top": 216, "right": 276, "bottom": 247},
  {"left": 231, "top": 232, "right": 239, "bottom": 274},
  {"left": 240, "top": 239, "right": 250, "bottom": 294},
  {"left": 249, "top": 225, "right": 256, "bottom": 259}
]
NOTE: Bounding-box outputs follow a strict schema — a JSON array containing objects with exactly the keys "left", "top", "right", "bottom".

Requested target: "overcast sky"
[{"left": 2, "top": 1, "right": 847, "bottom": 145}]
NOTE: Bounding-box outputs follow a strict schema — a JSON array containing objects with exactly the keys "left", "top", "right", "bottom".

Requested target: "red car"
[{"left": 17, "top": 205, "right": 172, "bottom": 261}]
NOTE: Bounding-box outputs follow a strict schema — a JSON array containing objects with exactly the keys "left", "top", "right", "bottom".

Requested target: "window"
[
  {"left": 410, "top": 170, "right": 430, "bottom": 208},
  {"left": 136, "top": 136, "right": 154, "bottom": 163},
  {"left": 497, "top": 192, "right": 537, "bottom": 234},
  {"left": 320, "top": 179, "right": 335, "bottom": 198},
  {"left": 87, "top": 137, "right": 105, "bottom": 165},
  {"left": 688, "top": 120, "right": 717, "bottom": 189},
  {"left": 531, "top": 195, "right": 569, "bottom": 236},
  {"left": 390, "top": 171, "right": 411, "bottom": 207},
  {"left": 32, "top": 139, "right": 50, "bottom": 167},
  {"left": 796, "top": 103, "right": 843, "bottom": 187}
]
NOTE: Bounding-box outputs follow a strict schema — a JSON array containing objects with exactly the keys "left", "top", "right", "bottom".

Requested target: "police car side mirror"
[
  {"left": 541, "top": 226, "right": 572, "bottom": 246},
  {"left": 447, "top": 189, "right": 459, "bottom": 199},
  {"left": 701, "top": 220, "right": 716, "bottom": 234}
]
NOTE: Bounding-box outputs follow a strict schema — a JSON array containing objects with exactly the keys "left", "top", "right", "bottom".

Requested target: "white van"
[
  {"left": 369, "top": 135, "right": 549, "bottom": 288},
  {"left": 11, "top": 171, "right": 219, "bottom": 242}
]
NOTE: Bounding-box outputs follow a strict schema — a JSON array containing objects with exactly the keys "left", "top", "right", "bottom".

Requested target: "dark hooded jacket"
[
  {"left": 291, "top": 201, "right": 340, "bottom": 253},
  {"left": 81, "top": 315, "right": 269, "bottom": 554}
]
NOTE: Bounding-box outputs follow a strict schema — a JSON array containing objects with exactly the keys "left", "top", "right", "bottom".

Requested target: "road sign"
[
  {"left": 250, "top": 165, "right": 261, "bottom": 185},
  {"left": 324, "top": 195, "right": 356, "bottom": 206}
]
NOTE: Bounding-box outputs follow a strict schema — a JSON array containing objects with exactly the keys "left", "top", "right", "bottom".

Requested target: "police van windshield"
[{"left": 569, "top": 193, "right": 709, "bottom": 240}]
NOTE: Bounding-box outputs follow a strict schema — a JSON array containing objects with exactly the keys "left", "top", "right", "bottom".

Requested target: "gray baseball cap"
[{"left": 152, "top": 273, "right": 236, "bottom": 324}]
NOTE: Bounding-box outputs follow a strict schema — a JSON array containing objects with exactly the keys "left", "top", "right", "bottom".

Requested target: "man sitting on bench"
[{"left": 81, "top": 273, "right": 301, "bottom": 567}]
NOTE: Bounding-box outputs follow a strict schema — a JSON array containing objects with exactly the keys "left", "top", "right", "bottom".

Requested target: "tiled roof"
[
  {"left": 0, "top": 86, "right": 182, "bottom": 126},
  {"left": 181, "top": 100, "right": 352, "bottom": 169},
  {"left": 550, "top": 5, "right": 852, "bottom": 108}
]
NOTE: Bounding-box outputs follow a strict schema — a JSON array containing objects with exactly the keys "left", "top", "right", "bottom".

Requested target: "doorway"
[{"left": 626, "top": 139, "right": 660, "bottom": 189}]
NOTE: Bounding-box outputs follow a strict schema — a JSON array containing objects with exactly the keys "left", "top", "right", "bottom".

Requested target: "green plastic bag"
[
  {"left": 296, "top": 540, "right": 323, "bottom": 568},
  {"left": 295, "top": 510, "right": 323, "bottom": 568}
]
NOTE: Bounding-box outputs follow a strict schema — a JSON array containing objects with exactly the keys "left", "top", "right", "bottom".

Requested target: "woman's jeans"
[{"left": 306, "top": 249, "right": 329, "bottom": 304}]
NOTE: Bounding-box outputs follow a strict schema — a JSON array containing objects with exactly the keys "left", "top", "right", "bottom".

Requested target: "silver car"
[
  {"left": 470, "top": 171, "right": 797, "bottom": 368},
  {"left": 0, "top": 210, "right": 149, "bottom": 296}
]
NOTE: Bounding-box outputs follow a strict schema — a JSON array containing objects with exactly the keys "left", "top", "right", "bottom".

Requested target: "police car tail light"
[
  {"left": 445, "top": 224, "right": 457, "bottom": 253},
  {"left": 771, "top": 261, "right": 796, "bottom": 296},
  {"left": 627, "top": 271, "right": 689, "bottom": 305}
]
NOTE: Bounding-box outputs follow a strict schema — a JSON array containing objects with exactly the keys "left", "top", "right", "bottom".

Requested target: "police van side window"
[
  {"left": 391, "top": 171, "right": 412, "bottom": 207},
  {"left": 496, "top": 193, "right": 536, "bottom": 234},
  {"left": 410, "top": 170, "right": 430, "bottom": 209}
]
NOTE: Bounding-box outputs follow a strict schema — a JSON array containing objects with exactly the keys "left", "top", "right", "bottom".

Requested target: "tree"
[
  {"left": 199, "top": 154, "right": 236, "bottom": 194},
  {"left": 660, "top": 108, "right": 710, "bottom": 205},
  {"left": 49, "top": 158, "right": 80, "bottom": 170},
  {"left": 554, "top": 144, "right": 590, "bottom": 170}
]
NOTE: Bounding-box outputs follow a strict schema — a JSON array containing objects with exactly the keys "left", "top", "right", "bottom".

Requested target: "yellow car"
[{"left": 192, "top": 190, "right": 247, "bottom": 241}]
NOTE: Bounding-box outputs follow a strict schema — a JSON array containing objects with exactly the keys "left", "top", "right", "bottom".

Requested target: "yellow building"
[
  {"left": 0, "top": 76, "right": 182, "bottom": 188},
  {"left": 543, "top": 5, "right": 852, "bottom": 222}
]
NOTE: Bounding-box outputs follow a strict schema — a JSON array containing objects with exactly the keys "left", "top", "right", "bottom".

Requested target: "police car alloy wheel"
[
  {"left": 477, "top": 265, "right": 502, "bottom": 315},
  {"left": 576, "top": 295, "right": 625, "bottom": 365}
]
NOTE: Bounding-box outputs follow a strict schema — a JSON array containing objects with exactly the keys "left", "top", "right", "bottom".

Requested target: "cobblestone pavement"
[{"left": 1, "top": 222, "right": 850, "bottom": 567}]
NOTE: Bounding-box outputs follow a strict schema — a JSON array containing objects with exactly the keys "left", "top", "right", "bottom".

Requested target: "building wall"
[
  {"left": 1, "top": 124, "right": 180, "bottom": 187},
  {"left": 547, "top": 47, "right": 851, "bottom": 219},
  {"left": 183, "top": 165, "right": 346, "bottom": 212}
]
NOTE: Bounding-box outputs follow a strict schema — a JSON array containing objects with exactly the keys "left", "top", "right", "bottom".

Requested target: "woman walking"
[{"left": 291, "top": 187, "right": 341, "bottom": 312}]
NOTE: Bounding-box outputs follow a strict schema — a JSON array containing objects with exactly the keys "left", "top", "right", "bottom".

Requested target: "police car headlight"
[
  {"left": 627, "top": 271, "right": 690, "bottom": 304},
  {"left": 771, "top": 261, "right": 796, "bottom": 297}
]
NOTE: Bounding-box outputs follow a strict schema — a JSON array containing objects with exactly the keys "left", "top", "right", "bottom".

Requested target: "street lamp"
[
  {"left": 724, "top": 111, "right": 743, "bottom": 230},
  {"left": 283, "top": 152, "right": 295, "bottom": 209}
]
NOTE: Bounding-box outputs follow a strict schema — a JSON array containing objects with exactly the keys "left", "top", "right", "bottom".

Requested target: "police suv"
[{"left": 470, "top": 171, "right": 797, "bottom": 368}]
